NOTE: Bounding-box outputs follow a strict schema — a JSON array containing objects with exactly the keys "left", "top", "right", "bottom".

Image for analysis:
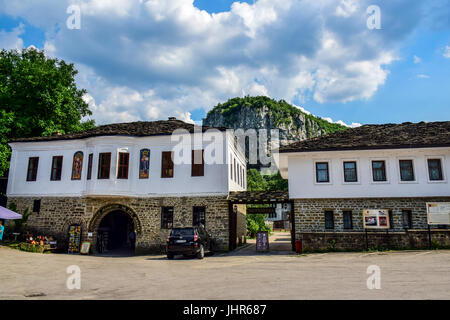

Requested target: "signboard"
[
  {"left": 426, "top": 202, "right": 450, "bottom": 225},
  {"left": 363, "top": 209, "right": 390, "bottom": 229},
  {"left": 80, "top": 242, "right": 91, "bottom": 255},
  {"left": 247, "top": 207, "right": 276, "bottom": 215},
  {"left": 256, "top": 231, "right": 269, "bottom": 252}
]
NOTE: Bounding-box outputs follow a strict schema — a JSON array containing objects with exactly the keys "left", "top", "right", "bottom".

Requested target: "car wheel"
[
  {"left": 167, "top": 253, "right": 174, "bottom": 260},
  {"left": 197, "top": 245, "right": 204, "bottom": 259}
]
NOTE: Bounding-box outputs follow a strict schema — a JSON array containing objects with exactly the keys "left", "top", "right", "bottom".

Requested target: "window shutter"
[
  {"left": 98, "top": 153, "right": 111, "bottom": 179},
  {"left": 161, "top": 151, "right": 174, "bottom": 178},
  {"left": 117, "top": 152, "right": 129, "bottom": 179},
  {"left": 191, "top": 150, "right": 204, "bottom": 176},
  {"left": 51, "top": 156, "right": 63, "bottom": 181},
  {"left": 87, "top": 153, "right": 93, "bottom": 180},
  {"left": 27, "top": 157, "right": 39, "bottom": 181}
]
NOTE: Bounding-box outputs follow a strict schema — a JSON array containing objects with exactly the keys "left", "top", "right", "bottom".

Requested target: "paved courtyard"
[{"left": 1, "top": 243, "right": 449, "bottom": 300}]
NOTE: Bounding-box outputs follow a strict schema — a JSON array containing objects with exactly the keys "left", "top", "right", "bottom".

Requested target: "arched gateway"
[{"left": 89, "top": 204, "right": 142, "bottom": 254}]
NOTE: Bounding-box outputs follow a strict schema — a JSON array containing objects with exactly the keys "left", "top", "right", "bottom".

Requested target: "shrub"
[{"left": 246, "top": 214, "right": 272, "bottom": 238}]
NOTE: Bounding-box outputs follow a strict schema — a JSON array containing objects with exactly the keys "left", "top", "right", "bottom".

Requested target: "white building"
[
  {"left": 265, "top": 203, "right": 291, "bottom": 229},
  {"left": 7, "top": 118, "right": 247, "bottom": 253},
  {"left": 279, "top": 121, "right": 450, "bottom": 250}
]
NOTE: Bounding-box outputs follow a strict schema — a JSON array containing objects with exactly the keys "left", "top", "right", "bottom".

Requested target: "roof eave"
[{"left": 279, "top": 143, "right": 450, "bottom": 154}]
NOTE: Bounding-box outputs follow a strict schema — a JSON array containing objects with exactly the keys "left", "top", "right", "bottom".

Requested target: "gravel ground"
[{"left": 1, "top": 245, "right": 449, "bottom": 300}]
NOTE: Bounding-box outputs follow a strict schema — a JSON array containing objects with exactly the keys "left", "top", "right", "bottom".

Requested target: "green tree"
[
  {"left": 246, "top": 168, "right": 288, "bottom": 192},
  {"left": 247, "top": 214, "right": 272, "bottom": 238},
  {"left": 0, "top": 48, "right": 95, "bottom": 176},
  {"left": 246, "top": 169, "right": 287, "bottom": 237},
  {"left": 265, "top": 171, "right": 288, "bottom": 191},
  {"left": 246, "top": 168, "right": 268, "bottom": 191}
]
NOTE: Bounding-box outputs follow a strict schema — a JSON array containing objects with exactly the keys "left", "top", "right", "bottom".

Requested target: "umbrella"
[{"left": 0, "top": 206, "right": 22, "bottom": 220}]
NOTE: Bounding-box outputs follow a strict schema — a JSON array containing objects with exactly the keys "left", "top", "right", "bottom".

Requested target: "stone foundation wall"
[
  {"left": 293, "top": 197, "right": 450, "bottom": 250},
  {"left": 301, "top": 230, "right": 450, "bottom": 251},
  {"left": 7, "top": 195, "right": 230, "bottom": 254}
]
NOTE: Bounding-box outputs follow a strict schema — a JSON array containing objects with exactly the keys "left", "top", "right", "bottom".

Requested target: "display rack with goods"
[{"left": 68, "top": 225, "right": 81, "bottom": 254}]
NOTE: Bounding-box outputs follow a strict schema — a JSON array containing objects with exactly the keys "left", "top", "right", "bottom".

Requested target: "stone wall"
[
  {"left": 301, "top": 230, "right": 450, "bottom": 251},
  {"left": 293, "top": 197, "right": 450, "bottom": 250},
  {"left": 7, "top": 195, "right": 231, "bottom": 254},
  {"left": 235, "top": 204, "right": 247, "bottom": 246}
]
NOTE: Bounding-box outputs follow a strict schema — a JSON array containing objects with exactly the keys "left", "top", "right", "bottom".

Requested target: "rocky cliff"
[{"left": 203, "top": 96, "right": 347, "bottom": 170}]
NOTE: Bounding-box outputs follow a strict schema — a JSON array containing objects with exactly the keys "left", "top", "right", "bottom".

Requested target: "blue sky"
[
  {"left": 194, "top": 0, "right": 254, "bottom": 13},
  {"left": 0, "top": 0, "right": 449, "bottom": 126},
  {"left": 308, "top": 28, "right": 450, "bottom": 125}
]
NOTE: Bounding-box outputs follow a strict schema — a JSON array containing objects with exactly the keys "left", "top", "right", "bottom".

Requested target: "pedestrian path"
[{"left": 231, "top": 231, "right": 294, "bottom": 256}]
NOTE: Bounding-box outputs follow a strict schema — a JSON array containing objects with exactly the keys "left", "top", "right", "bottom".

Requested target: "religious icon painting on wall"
[
  {"left": 139, "top": 149, "right": 150, "bottom": 179},
  {"left": 71, "top": 151, "right": 83, "bottom": 180}
]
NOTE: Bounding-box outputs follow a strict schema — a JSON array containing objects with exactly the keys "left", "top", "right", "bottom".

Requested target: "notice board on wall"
[
  {"left": 427, "top": 202, "right": 450, "bottom": 225},
  {"left": 362, "top": 209, "right": 390, "bottom": 229},
  {"left": 256, "top": 231, "right": 269, "bottom": 252}
]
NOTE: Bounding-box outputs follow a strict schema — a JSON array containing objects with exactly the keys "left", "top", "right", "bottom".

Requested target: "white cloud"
[
  {"left": 292, "top": 104, "right": 360, "bottom": 127},
  {"left": 293, "top": 104, "right": 311, "bottom": 115},
  {"left": 444, "top": 45, "right": 450, "bottom": 59},
  {"left": 413, "top": 55, "right": 421, "bottom": 63},
  {"left": 417, "top": 74, "right": 430, "bottom": 79},
  {"left": 313, "top": 52, "right": 394, "bottom": 103},
  {"left": 335, "top": 0, "right": 359, "bottom": 18},
  {"left": 323, "top": 117, "right": 361, "bottom": 128},
  {"left": 0, "top": 0, "right": 426, "bottom": 124},
  {"left": 176, "top": 111, "right": 195, "bottom": 124},
  {"left": 0, "top": 24, "right": 25, "bottom": 50}
]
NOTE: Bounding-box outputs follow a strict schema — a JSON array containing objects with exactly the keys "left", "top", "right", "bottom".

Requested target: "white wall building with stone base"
[
  {"left": 279, "top": 121, "right": 450, "bottom": 251},
  {"left": 7, "top": 119, "right": 248, "bottom": 254}
]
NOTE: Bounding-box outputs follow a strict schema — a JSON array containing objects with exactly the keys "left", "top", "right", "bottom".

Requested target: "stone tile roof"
[
  {"left": 228, "top": 191, "right": 289, "bottom": 203},
  {"left": 10, "top": 119, "right": 228, "bottom": 143},
  {"left": 279, "top": 121, "right": 450, "bottom": 153}
]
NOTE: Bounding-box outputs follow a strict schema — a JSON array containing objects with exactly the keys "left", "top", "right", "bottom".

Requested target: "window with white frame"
[
  {"left": 427, "top": 158, "right": 444, "bottom": 181},
  {"left": 315, "top": 162, "right": 330, "bottom": 183},
  {"left": 399, "top": 160, "right": 415, "bottom": 181},
  {"left": 372, "top": 160, "right": 387, "bottom": 182},
  {"left": 343, "top": 161, "right": 358, "bottom": 182}
]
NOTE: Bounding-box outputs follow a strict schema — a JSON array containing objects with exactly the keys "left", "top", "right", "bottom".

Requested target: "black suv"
[{"left": 166, "top": 226, "right": 214, "bottom": 259}]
